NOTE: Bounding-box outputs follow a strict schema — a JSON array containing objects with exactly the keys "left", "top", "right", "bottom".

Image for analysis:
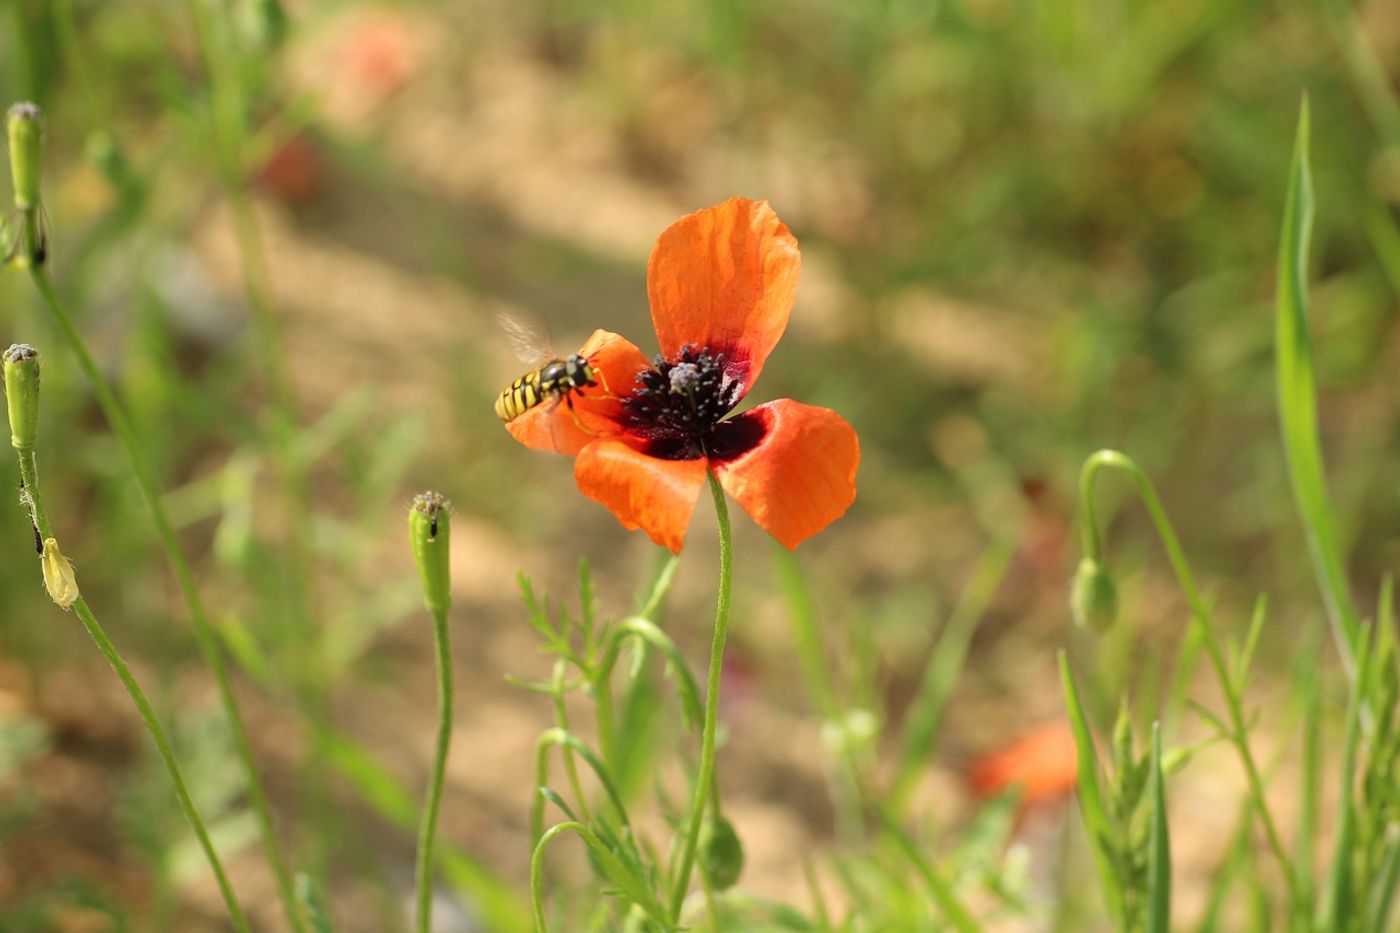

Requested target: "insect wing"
[{"left": 495, "top": 309, "right": 554, "bottom": 365}]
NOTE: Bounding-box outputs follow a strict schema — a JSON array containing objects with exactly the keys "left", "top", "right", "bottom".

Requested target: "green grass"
[{"left": 4, "top": 1, "right": 1400, "bottom": 930}]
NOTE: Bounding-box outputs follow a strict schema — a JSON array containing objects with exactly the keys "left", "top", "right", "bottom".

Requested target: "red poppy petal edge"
[
  {"left": 647, "top": 198, "right": 800, "bottom": 395},
  {"left": 713, "top": 400, "right": 858, "bottom": 549},
  {"left": 574, "top": 439, "right": 708, "bottom": 553},
  {"left": 504, "top": 330, "right": 649, "bottom": 455}
]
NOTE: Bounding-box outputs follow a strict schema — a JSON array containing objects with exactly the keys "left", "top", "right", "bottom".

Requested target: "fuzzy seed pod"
[
  {"left": 3, "top": 343, "right": 39, "bottom": 449},
  {"left": 698, "top": 816, "right": 744, "bottom": 891},
  {"left": 409, "top": 492, "right": 452, "bottom": 615},
  {"left": 7, "top": 102, "right": 42, "bottom": 211},
  {"left": 1070, "top": 557, "right": 1118, "bottom": 633}
]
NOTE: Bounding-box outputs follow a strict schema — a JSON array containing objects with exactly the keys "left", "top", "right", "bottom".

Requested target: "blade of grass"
[
  {"left": 1146, "top": 722, "right": 1171, "bottom": 933},
  {"left": 1059, "top": 650, "right": 1125, "bottom": 925},
  {"left": 317, "top": 731, "right": 529, "bottom": 932},
  {"left": 889, "top": 538, "right": 1014, "bottom": 813},
  {"left": 1196, "top": 800, "right": 1256, "bottom": 933},
  {"left": 1275, "top": 95, "right": 1361, "bottom": 668},
  {"left": 874, "top": 807, "right": 978, "bottom": 933},
  {"left": 1317, "top": 620, "right": 1373, "bottom": 929},
  {"left": 1295, "top": 621, "right": 1324, "bottom": 916}
]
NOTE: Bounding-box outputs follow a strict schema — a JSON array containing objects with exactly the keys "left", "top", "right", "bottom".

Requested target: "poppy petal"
[
  {"left": 574, "top": 438, "right": 708, "bottom": 553},
  {"left": 647, "top": 198, "right": 800, "bottom": 395},
  {"left": 712, "top": 400, "right": 858, "bottom": 549},
  {"left": 967, "top": 724, "right": 1078, "bottom": 805},
  {"left": 504, "top": 330, "right": 649, "bottom": 455}
]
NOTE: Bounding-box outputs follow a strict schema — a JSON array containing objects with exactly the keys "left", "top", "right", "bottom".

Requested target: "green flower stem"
[
  {"left": 595, "top": 555, "right": 681, "bottom": 775},
  {"left": 188, "top": 3, "right": 325, "bottom": 896},
  {"left": 20, "top": 208, "right": 43, "bottom": 267},
  {"left": 73, "top": 596, "right": 252, "bottom": 933},
  {"left": 550, "top": 664, "right": 594, "bottom": 829},
  {"left": 16, "top": 448, "right": 50, "bottom": 540},
  {"left": 531, "top": 821, "right": 667, "bottom": 932},
  {"left": 26, "top": 268, "right": 302, "bottom": 927},
  {"left": 414, "top": 604, "right": 455, "bottom": 933},
  {"left": 14, "top": 445, "right": 249, "bottom": 930},
  {"left": 1078, "top": 449, "right": 1297, "bottom": 903},
  {"left": 668, "top": 468, "right": 733, "bottom": 924}
]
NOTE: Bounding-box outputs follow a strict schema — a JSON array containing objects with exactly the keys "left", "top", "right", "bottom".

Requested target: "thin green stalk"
[
  {"left": 73, "top": 596, "right": 253, "bottom": 933},
  {"left": 15, "top": 444, "right": 249, "bottom": 930},
  {"left": 1078, "top": 450, "right": 1297, "bottom": 904},
  {"left": 414, "top": 604, "right": 454, "bottom": 933},
  {"left": 668, "top": 469, "right": 734, "bottom": 923},
  {"left": 531, "top": 822, "right": 668, "bottom": 932},
  {"left": 597, "top": 555, "right": 680, "bottom": 779},
  {"left": 188, "top": 1, "right": 323, "bottom": 891},
  {"left": 26, "top": 268, "right": 303, "bottom": 927},
  {"left": 16, "top": 449, "right": 50, "bottom": 540},
  {"left": 889, "top": 537, "right": 1014, "bottom": 813},
  {"left": 774, "top": 546, "right": 838, "bottom": 718},
  {"left": 550, "top": 662, "right": 594, "bottom": 828}
]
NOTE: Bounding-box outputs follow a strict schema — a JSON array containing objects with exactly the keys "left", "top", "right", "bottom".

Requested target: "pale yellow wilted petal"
[{"left": 41, "top": 537, "right": 78, "bottom": 609}]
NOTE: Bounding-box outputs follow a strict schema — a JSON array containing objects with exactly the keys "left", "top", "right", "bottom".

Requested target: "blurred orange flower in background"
[
  {"left": 967, "top": 722, "right": 1079, "bottom": 806},
  {"left": 504, "top": 197, "right": 860, "bottom": 552}
]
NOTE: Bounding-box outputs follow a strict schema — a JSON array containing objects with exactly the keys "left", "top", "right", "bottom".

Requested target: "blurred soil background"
[{"left": 1, "top": 0, "right": 1400, "bottom": 930}]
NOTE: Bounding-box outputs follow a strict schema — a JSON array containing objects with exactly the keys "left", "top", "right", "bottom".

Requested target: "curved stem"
[
  {"left": 26, "top": 269, "right": 302, "bottom": 926},
  {"left": 551, "top": 663, "right": 594, "bottom": 829},
  {"left": 1079, "top": 449, "right": 1297, "bottom": 903},
  {"left": 414, "top": 606, "right": 454, "bottom": 933},
  {"left": 668, "top": 469, "right": 733, "bottom": 923},
  {"left": 15, "top": 442, "right": 248, "bottom": 929},
  {"left": 531, "top": 821, "right": 667, "bottom": 932},
  {"left": 73, "top": 597, "right": 252, "bottom": 932},
  {"left": 596, "top": 555, "right": 681, "bottom": 772}
]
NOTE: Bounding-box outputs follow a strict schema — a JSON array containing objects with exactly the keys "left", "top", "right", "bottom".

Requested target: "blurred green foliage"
[{"left": 2, "top": 0, "right": 1398, "bottom": 928}]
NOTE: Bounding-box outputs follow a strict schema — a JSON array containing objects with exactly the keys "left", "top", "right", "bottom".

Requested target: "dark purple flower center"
[{"left": 622, "top": 345, "right": 748, "bottom": 460}]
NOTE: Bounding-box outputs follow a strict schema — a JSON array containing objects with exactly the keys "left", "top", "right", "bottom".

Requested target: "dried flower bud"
[
  {"left": 409, "top": 491, "right": 451, "bottom": 615},
  {"left": 7, "top": 102, "right": 42, "bottom": 211},
  {"left": 698, "top": 816, "right": 744, "bottom": 891},
  {"left": 1070, "top": 557, "right": 1117, "bottom": 633},
  {"left": 3, "top": 343, "right": 39, "bottom": 449},
  {"left": 41, "top": 537, "right": 79, "bottom": 609}
]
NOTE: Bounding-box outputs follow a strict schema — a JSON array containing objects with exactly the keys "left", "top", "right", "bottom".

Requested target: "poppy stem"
[
  {"left": 10, "top": 426, "right": 250, "bottom": 931},
  {"left": 25, "top": 268, "right": 303, "bottom": 930},
  {"left": 669, "top": 467, "right": 733, "bottom": 925},
  {"left": 413, "top": 602, "right": 454, "bottom": 933}
]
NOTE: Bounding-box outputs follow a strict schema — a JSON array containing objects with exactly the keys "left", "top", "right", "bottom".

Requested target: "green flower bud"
[
  {"left": 698, "top": 816, "right": 744, "bottom": 891},
  {"left": 7, "top": 102, "right": 43, "bottom": 211},
  {"left": 409, "top": 491, "right": 452, "bottom": 615},
  {"left": 242, "top": 0, "right": 290, "bottom": 52},
  {"left": 3, "top": 343, "right": 40, "bottom": 449},
  {"left": 1070, "top": 557, "right": 1117, "bottom": 633}
]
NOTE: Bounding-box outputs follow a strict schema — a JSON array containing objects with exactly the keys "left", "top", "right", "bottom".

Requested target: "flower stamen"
[{"left": 622, "top": 345, "right": 740, "bottom": 458}]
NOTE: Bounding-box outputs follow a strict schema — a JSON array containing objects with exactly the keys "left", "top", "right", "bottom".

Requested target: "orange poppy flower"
[
  {"left": 967, "top": 723, "right": 1079, "bottom": 806},
  {"left": 503, "top": 198, "right": 860, "bottom": 553}
]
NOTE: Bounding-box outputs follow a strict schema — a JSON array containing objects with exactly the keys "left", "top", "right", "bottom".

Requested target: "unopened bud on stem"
[
  {"left": 3, "top": 343, "right": 39, "bottom": 449},
  {"left": 409, "top": 491, "right": 452, "bottom": 615},
  {"left": 698, "top": 816, "right": 744, "bottom": 890},
  {"left": 1070, "top": 557, "right": 1117, "bottom": 633},
  {"left": 7, "top": 103, "right": 42, "bottom": 211}
]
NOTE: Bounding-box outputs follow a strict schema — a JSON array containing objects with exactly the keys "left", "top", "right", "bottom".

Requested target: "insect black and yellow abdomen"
[
  {"left": 495, "top": 354, "right": 599, "bottom": 424},
  {"left": 495, "top": 370, "right": 542, "bottom": 422}
]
